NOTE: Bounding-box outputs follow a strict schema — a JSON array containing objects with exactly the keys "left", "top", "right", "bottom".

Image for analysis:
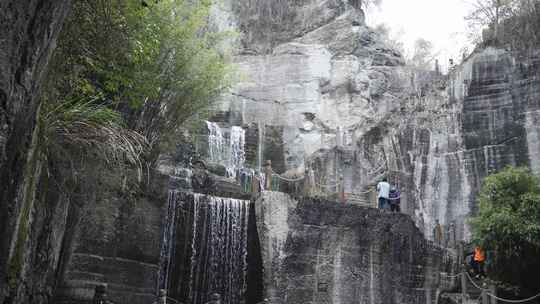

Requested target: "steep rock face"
[
  {"left": 0, "top": 1, "right": 72, "bottom": 302},
  {"left": 208, "top": 0, "right": 540, "bottom": 243},
  {"left": 255, "top": 192, "right": 457, "bottom": 304},
  {"left": 207, "top": 0, "right": 415, "bottom": 226},
  {"left": 381, "top": 48, "right": 540, "bottom": 241},
  {"left": 224, "top": 0, "right": 364, "bottom": 53},
  {"left": 209, "top": 0, "right": 405, "bottom": 173}
]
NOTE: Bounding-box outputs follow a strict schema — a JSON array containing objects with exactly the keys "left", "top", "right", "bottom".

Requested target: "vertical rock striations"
[
  {"left": 0, "top": 1, "right": 72, "bottom": 302},
  {"left": 255, "top": 192, "right": 457, "bottom": 304},
  {"left": 209, "top": 0, "right": 540, "bottom": 243}
]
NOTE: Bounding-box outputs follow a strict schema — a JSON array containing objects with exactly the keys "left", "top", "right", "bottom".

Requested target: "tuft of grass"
[{"left": 40, "top": 96, "right": 148, "bottom": 169}]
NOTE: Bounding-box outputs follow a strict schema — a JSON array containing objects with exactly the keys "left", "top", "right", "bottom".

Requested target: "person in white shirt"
[{"left": 376, "top": 177, "right": 390, "bottom": 210}]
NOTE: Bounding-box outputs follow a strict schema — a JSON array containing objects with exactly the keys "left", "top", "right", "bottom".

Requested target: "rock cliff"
[
  {"left": 255, "top": 192, "right": 456, "bottom": 304},
  {"left": 0, "top": 1, "right": 72, "bottom": 302},
  {"left": 386, "top": 48, "right": 540, "bottom": 241},
  {"left": 2, "top": 1, "right": 539, "bottom": 303},
  {"left": 205, "top": 0, "right": 540, "bottom": 243}
]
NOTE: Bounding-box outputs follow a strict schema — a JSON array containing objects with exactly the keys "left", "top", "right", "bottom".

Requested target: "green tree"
[
  {"left": 44, "top": 0, "right": 232, "bottom": 161},
  {"left": 471, "top": 166, "right": 540, "bottom": 298},
  {"left": 4, "top": 0, "right": 232, "bottom": 297}
]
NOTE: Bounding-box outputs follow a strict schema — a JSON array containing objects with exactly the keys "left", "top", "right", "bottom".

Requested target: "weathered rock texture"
[
  {"left": 207, "top": 0, "right": 540, "bottom": 243},
  {"left": 207, "top": 0, "right": 406, "bottom": 187},
  {"left": 380, "top": 48, "right": 540, "bottom": 241},
  {"left": 53, "top": 170, "right": 169, "bottom": 304},
  {"left": 255, "top": 192, "right": 457, "bottom": 304},
  {"left": 0, "top": 1, "right": 72, "bottom": 302}
]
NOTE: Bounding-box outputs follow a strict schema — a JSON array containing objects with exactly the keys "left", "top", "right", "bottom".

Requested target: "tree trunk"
[{"left": 0, "top": 1, "right": 72, "bottom": 302}]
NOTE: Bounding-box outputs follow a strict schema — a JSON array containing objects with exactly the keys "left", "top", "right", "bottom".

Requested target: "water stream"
[
  {"left": 159, "top": 191, "right": 251, "bottom": 304},
  {"left": 205, "top": 121, "right": 246, "bottom": 178},
  {"left": 206, "top": 121, "right": 226, "bottom": 164},
  {"left": 228, "top": 126, "right": 246, "bottom": 178}
]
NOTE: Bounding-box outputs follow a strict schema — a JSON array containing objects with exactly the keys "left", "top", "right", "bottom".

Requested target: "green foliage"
[
  {"left": 130, "top": 0, "right": 233, "bottom": 141},
  {"left": 40, "top": 96, "right": 147, "bottom": 167},
  {"left": 45, "top": 0, "right": 232, "bottom": 160},
  {"left": 471, "top": 166, "right": 540, "bottom": 294},
  {"left": 472, "top": 166, "right": 540, "bottom": 250}
]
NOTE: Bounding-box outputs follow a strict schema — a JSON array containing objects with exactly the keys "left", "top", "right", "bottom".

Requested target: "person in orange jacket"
[{"left": 472, "top": 246, "right": 486, "bottom": 278}]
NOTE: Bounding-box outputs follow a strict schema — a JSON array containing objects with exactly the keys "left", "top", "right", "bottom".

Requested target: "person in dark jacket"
[{"left": 389, "top": 186, "right": 401, "bottom": 212}]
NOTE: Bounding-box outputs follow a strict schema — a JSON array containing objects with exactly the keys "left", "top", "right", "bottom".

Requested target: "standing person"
[
  {"left": 473, "top": 246, "right": 486, "bottom": 278},
  {"left": 389, "top": 186, "right": 401, "bottom": 212},
  {"left": 376, "top": 178, "right": 390, "bottom": 210}
]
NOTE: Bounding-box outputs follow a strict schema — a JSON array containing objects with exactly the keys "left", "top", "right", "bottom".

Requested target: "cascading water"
[
  {"left": 257, "top": 122, "right": 265, "bottom": 170},
  {"left": 158, "top": 190, "right": 180, "bottom": 292},
  {"left": 205, "top": 121, "right": 246, "bottom": 178},
  {"left": 228, "top": 126, "right": 246, "bottom": 178},
  {"left": 159, "top": 191, "right": 251, "bottom": 304},
  {"left": 206, "top": 121, "right": 226, "bottom": 164}
]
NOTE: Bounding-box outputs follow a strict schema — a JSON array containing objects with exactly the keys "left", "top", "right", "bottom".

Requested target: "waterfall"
[
  {"left": 257, "top": 122, "right": 265, "bottom": 170},
  {"left": 206, "top": 121, "right": 226, "bottom": 164},
  {"left": 205, "top": 121, "right": 246, "bottom": 178},
  {"left": 229, "top": 126, "right": 246, "bottom": 178},
  {"left": 159, "top": 192, "right": 251, "bottom": 304},
  {"left": 158, "top": 190, "right": 180, "bottom": 292}
]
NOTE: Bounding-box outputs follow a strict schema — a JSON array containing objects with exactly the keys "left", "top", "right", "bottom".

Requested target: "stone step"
[{"left": 347, "top": 198, "right": 374, "bottom": 207}]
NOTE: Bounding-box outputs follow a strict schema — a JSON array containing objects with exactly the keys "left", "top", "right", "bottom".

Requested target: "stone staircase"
[
  {"left": 345, "top": 192, "right": 375, "bottom": 207},
  {"left": 462, "top": 274, "right": 484, "bottom": 303},
  {"left": 439, "top": 272, "right": 491, "bottom": 304}
]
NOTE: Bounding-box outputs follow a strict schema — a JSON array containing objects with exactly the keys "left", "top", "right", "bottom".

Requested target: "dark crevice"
[{"left": 246, "top": 201, "right": 263, "bottom": 304}]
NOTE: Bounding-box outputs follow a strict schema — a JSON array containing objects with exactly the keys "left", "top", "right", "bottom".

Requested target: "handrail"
[
  {"left": 165, "top": 296, "right": 182, "bottom": 304},
  {"left": 465, "top": 271, "right": 489, "bottom": 291},
  {"left": 271, "top": 170, "right": 305, "bottom": 182},
  {"left": 464, "top": 271, "right": 540, "bottom": 303},
  {"left": 487, "top": 291, "right": 540, "bottom": 303},
  {"left": 315, "top": 181, "right": 339, "bottom": 188}
]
